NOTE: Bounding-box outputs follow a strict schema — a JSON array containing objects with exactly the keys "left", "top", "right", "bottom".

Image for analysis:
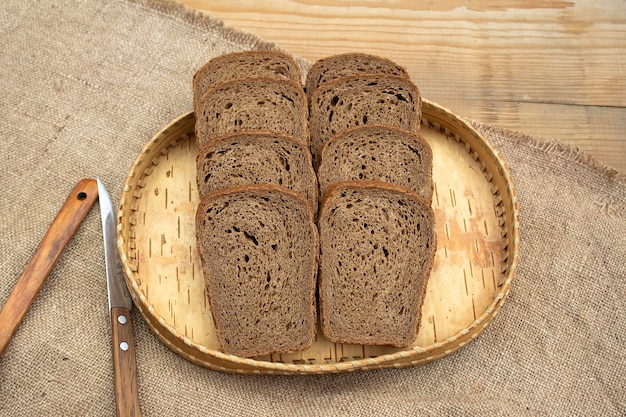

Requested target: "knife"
[
  {"left": 97, "top": 178, "right": 142, "bottom": 417},
  {"left": 0, "top": 179, "right": 98, "bottom": 356}
]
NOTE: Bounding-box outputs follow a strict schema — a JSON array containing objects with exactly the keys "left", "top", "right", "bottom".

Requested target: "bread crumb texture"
[
  {"left": 196, "top": 185, "right": 318, "bottom": 357},
  {"left": 319, "top": 182, "right": 435, "bottom": 347}
]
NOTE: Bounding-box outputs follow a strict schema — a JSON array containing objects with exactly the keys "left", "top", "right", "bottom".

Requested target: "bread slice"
[
  {"left": 309, "top": 74, "right": 421, "bottom": 167},
  {"left": 305, "top": 53, "right": 409, "bottom": 97},
  {"left": 196, "top": 131, "right": 318, "bottom": 215},
  {"left": 196, "top": 184, "right": 318, "bottom": 357},
  {"left": 318, "top": 125, "right": 433, "bottom": 202},
  {"left": 193, "top": 50, "right": 302, "bottom": 112},
  {"left": 195, "top": 77, "right": 308, "bottom": 149},
  {"left": 318, "top": 181, "right": 436, "bottom": 347}
]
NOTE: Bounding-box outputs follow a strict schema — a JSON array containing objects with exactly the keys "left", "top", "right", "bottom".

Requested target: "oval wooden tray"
[{"left": 117, "top": 99, "right": 519, "bottom": 374}]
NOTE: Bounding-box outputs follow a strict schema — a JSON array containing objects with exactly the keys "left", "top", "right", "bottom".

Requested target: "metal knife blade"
[
  {"left": 97, "top": 178, "right": 142, "bottom": 417},
  {"left": 97, "top": 179, "right": 132, "bottom": 312}
]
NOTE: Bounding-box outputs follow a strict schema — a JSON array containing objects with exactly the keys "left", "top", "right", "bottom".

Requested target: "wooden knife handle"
[
  {"left": 111, "top": 306, "right": 142, "bottom": 417},
  {"left": 0, "top": 179, "right": 98, "bottom": 356}
]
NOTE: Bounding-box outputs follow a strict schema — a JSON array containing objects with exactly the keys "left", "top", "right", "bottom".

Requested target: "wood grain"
[
  {"left": 178, "top": 0, "right": 626, "bottom": 173},
  {"left": 110, "top": 307, "right": 142, "bottom": 417},
  {"left": 0, "top": 179, "right": 98, "bottom": 356}
]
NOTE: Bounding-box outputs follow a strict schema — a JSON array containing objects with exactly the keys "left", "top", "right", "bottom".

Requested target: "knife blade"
[{"left": 97, "top": 178, "right": 142, "bottom": 417}]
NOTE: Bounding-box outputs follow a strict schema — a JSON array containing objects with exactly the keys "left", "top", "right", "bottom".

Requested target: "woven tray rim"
[{"left": 117, "top": 99, "right": 519, "bottom": 374}]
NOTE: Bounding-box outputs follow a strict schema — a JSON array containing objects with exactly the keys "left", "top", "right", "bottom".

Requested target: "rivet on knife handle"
[
  {"left": 0, "top": 179, "right": 98, "bottom": 356},
  {"left": 111, "top": 306, "right": 141, "bottom": 417}
]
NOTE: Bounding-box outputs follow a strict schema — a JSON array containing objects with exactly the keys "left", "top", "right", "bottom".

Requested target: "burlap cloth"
[{"left": 1, "top": 1, "right": 625, "bottom": 415}]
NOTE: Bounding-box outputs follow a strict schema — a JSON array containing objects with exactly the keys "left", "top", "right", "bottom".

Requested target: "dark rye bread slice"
[
  {"left": 309, "top": 74, "right": 421, "bottom": 167},
  {"left": 305, "top": 52, "right": 409, "bottom": 98},
  {"left": 318, "top": 181, "right": 436, "bottom": 347},
  {"left": 196, "top": 184, "right": 318, "bottom": 357},
  {"left": 318, "top": 125, "right": 433, "bottom": 202},
  {"left": 195, "top": 77, "right": 308, "bottom": 149},
  {"left": 193, "top": 50, "right": 302, "bottom": 112},
  {"left": 196, "top": 131, "right": 318, "bottom": 215}
]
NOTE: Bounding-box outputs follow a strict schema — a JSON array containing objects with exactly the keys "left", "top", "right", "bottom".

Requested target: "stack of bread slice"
[
  {"left": 309, "top": 53, "right": 436, "bottom": 347},
  {"left": 193, "top": 51, "right": 437, "bottom": 357},
  {"left": 193, "top": 51, "right": 319, "bottom": 358}
]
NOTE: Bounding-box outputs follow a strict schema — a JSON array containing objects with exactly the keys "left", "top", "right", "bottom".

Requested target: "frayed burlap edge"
[{"left": 471, "top": 120, "right": 626, "bottom": 184}]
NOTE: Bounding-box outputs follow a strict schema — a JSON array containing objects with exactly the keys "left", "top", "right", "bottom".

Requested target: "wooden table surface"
[{"left": 179, "top": 0, "right": 626, "bottom": 174}]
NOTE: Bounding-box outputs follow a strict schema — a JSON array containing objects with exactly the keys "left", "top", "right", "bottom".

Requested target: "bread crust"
[
  {"left": 193, "top": 50, "right": 302, "bottom": 111},
  {"left": 305, "top": 52, "right": 409, "bottom": 97},
  {"left": 320, "top": 179, "right": 432, "bottom": 212},
  {"left": 196, "top": 184, "right": 318, "bottom": 357},
  {"left": 317, "top": 180, "right": 436, "bottom": 347},
  {"left": 318, "top": 124, "right": 433, "bottom": 201},
  {"left": 195, "top": 130, "right": 318, "bottom": 215},
  {"left": 309, "top": 74, "right": 421, "bottom": 167},
  {"left": 195, "top": 76, "right": 309, "bottom": 148}
]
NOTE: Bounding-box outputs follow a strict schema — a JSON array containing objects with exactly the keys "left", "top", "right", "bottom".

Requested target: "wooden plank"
[
  {"left": 178, "top": 0, "right": 626, "bottom": 173},
  {"left": 437, "top": 99, "right": 626, "bottom": 171}
]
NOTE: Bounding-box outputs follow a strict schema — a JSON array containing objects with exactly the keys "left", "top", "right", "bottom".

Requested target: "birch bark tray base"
[{"left": 117, "top": 99, "right": 519, "bottom": 375}]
